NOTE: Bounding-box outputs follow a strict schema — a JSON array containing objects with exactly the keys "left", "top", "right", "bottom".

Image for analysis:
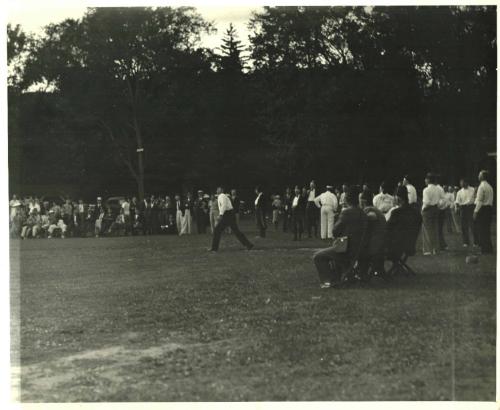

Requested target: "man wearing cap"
[
  {"left": 209, "top": 186, "right": 253, "bottom": 252},
  {"left": 314, "top": 185, "right": 339, "bottom": 240}
]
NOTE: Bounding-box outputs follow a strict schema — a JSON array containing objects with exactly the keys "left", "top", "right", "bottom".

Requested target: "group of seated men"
[{"left": 313, "top": 184, "right": 422, "bottom": 288}]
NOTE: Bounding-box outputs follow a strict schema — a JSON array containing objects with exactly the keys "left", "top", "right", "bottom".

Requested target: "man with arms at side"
[
  {"left": 231, "top": 189, "right": 241, "bottom": 228},
  {"left": 473, "top": 170, "right": 494, "bottom": 254},
  {"left": 421, "top": 173, "right": 440, "bottom": 255},
  {"left": 210, "top": 187, "right": 253, "bottom": 252},
  {"left": 255, "top": 185, "right": 267, "bottom": 238},
  {"left": 314, "top": 185, "right": 338, "bottom": 240},
  {"left": 455, "top": 178, "right": 475, "bottom": 248},
  {"left": 291, "top": 185, "right": 306, "bottom": 241},
  {"left": 306, "top": 180, "right": 319, "bottom": 238}
]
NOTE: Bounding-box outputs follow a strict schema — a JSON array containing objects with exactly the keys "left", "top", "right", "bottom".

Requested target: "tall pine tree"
[{"left": 218, "top": 23, "right": 246, "bottom": 73}]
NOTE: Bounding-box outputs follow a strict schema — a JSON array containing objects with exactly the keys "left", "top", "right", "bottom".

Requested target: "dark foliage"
[{"left": 8, "top": 6, "right": 496, "bottom": 199}]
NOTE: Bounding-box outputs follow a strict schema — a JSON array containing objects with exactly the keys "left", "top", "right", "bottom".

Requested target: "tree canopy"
[{"left": 8, "top": 6, "right": 496, "bottom": 200}]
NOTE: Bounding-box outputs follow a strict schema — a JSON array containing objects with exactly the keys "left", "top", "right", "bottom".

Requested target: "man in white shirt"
[
  {"left": 403, "top": 175, "right": 418, "bottom": 207},
  {"left": 372, "top": 182, "right": 394, "bottom": 213},
  {"left": 455, "top": 179, "right": 475, "bottom": 247},
  {"left": 436, "top": 181, "right": 448, "bottom": 250},
  {"left": 314, "top": 185, "right": 338, "bottom": 239},
  {"left": 306, "top": 180, "right": 319, "bottom": 238},
  {"left": 210, "top": 187, "right": 253, "bottom": 252},
  {"left": 254, "top": 185, "right": 267, "bottom": 238},
  {"left": 473, "top": 170, "right": 494, "bottom": 254},
  {"left": 121, "top": 197, "right": 131, "bottom": 235},
  {"left": 174, "top": 194, "right": 183, "bottom": 234},
  {"left": 421, "top": 173, "right": 441, "bottom": 255}
]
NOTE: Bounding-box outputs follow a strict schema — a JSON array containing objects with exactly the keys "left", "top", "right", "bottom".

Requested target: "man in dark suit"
[
  {"left": 230, "top": 189, "right": 241, "bottom": 227},
  {"left": 386, "top": 185, "right": 422, "bottom": 262},
  {"left": 282, "top": 187, "right": 293, "bottom": 233},
  {"left": 254, "top": 185, "right": 267, "bottom": 238},
  {"left": 195, "top": 190, "right": 208, "bottom": 234},
  {"left": 291, "top": 185, "right": 306, "bottom": 241},
  {"left": 313, "top": 186, "right": 368, "bottom": 288}
]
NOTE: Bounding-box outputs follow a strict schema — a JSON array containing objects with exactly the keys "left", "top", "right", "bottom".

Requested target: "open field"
[{"left": 10, "top": 220, "right": 496, "bottom": 401}]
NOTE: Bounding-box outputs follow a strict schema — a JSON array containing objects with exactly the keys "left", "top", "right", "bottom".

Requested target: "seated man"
[
  {"left": 108, "top": 213, "right": 125, "bottom": 236},
  {"left": 313, "top": 186, "right": 368, "bottom": 288},
  {"left": 30, "top": 209, "right": 43, "bottom": 238},
  {"left": 47, "top": 210, "right": 67, "bottom": 238},
  {"left": 386, "top": 185, "right": 422, "bottom": 273},
  {"left": 21, "top": 209, "right": 41, "bottom": 239},
  {"left": 360, "top": 196, "right": 387, "bottom": 278}
]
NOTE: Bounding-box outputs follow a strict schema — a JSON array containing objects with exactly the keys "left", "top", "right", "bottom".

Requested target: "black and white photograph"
[{"left": 6, "top": 0, "right": 497, "bottom": 404}]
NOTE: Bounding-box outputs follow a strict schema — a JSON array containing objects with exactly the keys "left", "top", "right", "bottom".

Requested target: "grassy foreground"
[{"left": 10, "top": 219, "right": 496, "bottom": 401}]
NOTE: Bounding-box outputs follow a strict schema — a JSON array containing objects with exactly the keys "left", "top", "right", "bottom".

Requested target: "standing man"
[
  {"left": 210, "top": 187, "right": 253, "bottom": 252},
  {"left": 174, "top": 194, "right": 183, "bottom": 234},
  {"left": 255, "top": 185, "right": 267, "bottom": 238},
  {"left": 473, "top": 170, "right": 494, "bottom": 254},
  {"left": 282, "top": 187, "right": 293, "bottom": 233},
  {"left": 306, "top": 180, "right": 319, "bottom": 238},
  {"left": 314, "top": 185, "right": 339, "bottom": 240},
  {"left": 231, "top": 189, "right": 241, "bottom": 227},
  {"left": 421, "top": 173, "right": 441, "bottom": 255},
  {"left": 291, "top": 185, "right": 306, "bottom": 241},
  {"left": 403, "top": 175, "right": 418, "bottom": 209},
  {"left": 121, "top": 197, "right": 131, "bottom": 235},
  {"left": 455, "top": 178, "right": 475, "bottom": 248},
  {"left": 195, "top": 190, "right": 208, "bottom": 234},
  {"left": 339, "top": 184, "right": 348, "bottom": 209},
  {"left": 436, "top": 179, "right": 448, "bottom": 250}
]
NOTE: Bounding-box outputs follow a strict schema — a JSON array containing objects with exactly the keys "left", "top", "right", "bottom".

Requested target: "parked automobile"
[{"left": 105, "top": 196, "right": 126, "bottom": 216}]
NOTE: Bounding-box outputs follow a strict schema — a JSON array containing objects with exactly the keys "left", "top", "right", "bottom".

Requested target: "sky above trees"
[{"left": 8, "top": 3, "right": 259, "bottom": 50}]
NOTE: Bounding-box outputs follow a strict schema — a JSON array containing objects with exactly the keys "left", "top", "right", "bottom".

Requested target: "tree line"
[{"left": 8, "top": 6, "right": 496, "bottom": 200}]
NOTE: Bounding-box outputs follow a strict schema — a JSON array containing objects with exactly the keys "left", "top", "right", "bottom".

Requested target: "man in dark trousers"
[
  {"left": 231, "top": 189, "right": 241, "bottom": 227},
  {"left": 291, "top": 185, "right": 307, "bottom": 241},
  {"left": 254, "top": 185, "right": 267, "bottom": 238},
  {"left": 195, "top": 190, "right": 208, "bottom": 234},
  {"left": 455, "top": 178, "right": 476, "bottom": 247},
  {"left": 306, "top": 180, "right": 319, "bottom": 237},
  {"left": 473, "top": 170, "right": 494, "bottom": 254},
  {"left": 282, "top": 187, "right": 293, "bottom": 233},
  {"left": 312, "top": 186, "right": 368, "bottom": 288},
  {"left": 209, "top": 187, "right": 253, "bottom": 252}
]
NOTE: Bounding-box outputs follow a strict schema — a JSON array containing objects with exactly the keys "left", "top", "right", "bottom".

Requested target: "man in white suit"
[{"left": 314, "top": 185, "right": 339, "bottom": 239}]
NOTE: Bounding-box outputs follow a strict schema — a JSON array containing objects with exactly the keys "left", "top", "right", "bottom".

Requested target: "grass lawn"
[{"left": 10, "top": 219, "right": 496, "bottom": 401}]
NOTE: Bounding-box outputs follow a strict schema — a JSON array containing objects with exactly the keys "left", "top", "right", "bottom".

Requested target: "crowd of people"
[
  {"left": 8, "top": 190, "right": 247, "bottom": 239},
  {"left": 9, "top": 170, "right": 494, "bottom": 282}
]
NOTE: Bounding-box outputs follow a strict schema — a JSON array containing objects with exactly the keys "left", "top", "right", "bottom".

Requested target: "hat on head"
[
  {"left": 326, "top": 185, "right": 333, "bottom": 189},
  {"left": 49, "top": 209, "right": 55, "bottom": 213},
  {"left": 197, "top": 190, "right": 203, "bottom": 193},
  {"left": 97, "top": 197, "right": 102, "bottom": 201},
  {"left": 203, "top": 194, "right": 210, "bottom": 199}
]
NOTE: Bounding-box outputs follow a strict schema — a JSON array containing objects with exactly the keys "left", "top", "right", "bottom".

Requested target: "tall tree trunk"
[{"left": 128, "top": 77, "right": 146, "bottom": 201}]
